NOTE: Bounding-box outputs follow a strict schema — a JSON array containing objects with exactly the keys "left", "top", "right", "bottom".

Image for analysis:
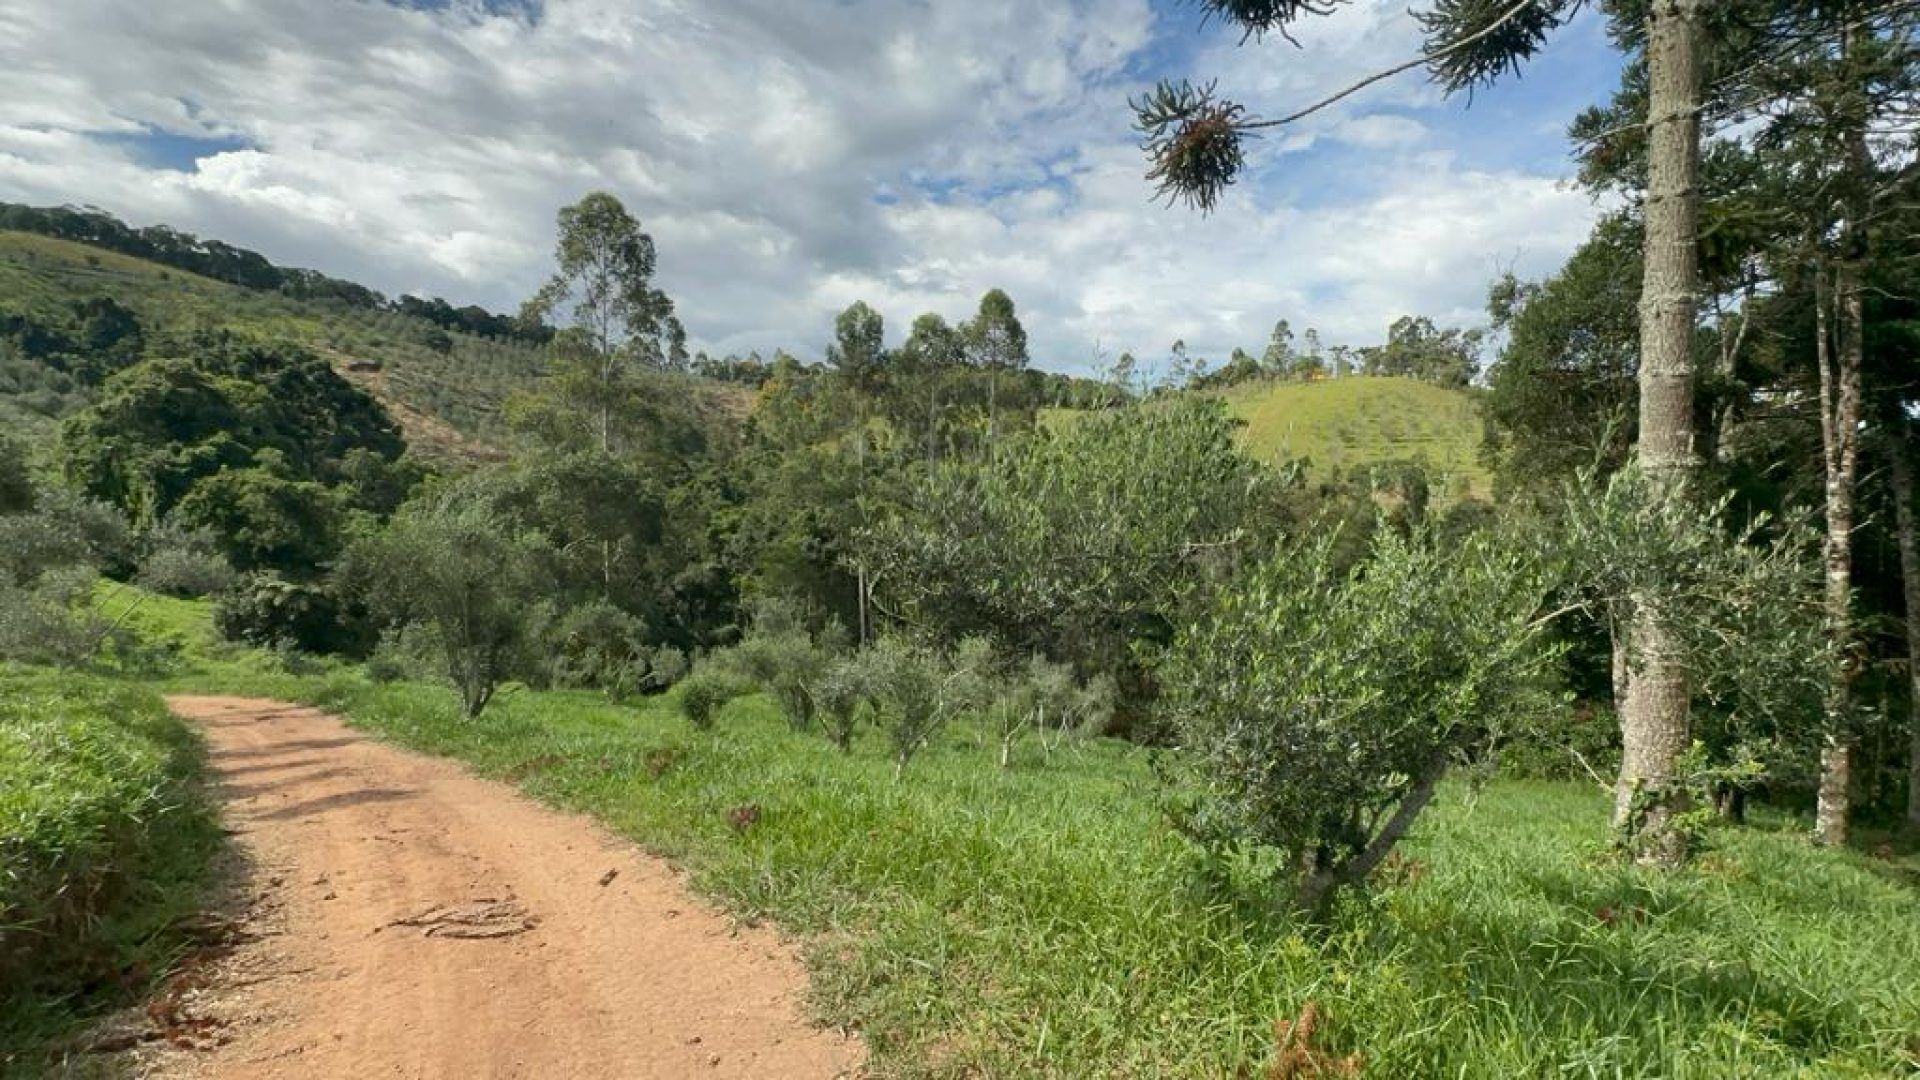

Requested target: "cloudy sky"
[{"left": 0, "top": 0, "right": 1622, "bottom": 373}]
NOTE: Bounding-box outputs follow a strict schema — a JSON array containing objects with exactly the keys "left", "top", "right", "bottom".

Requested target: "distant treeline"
[{"left": 0, "top": 202, "right": 550, "bottom": 346}]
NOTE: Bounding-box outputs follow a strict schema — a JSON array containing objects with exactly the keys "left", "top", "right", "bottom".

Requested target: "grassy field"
[
  {"left": 77, "top": 585, "right": 1920, "bottom": 1078},
  {"left": 0, "top": 667, "right": 220, "bottom": 1075},
  {"left": 1217, "top": 377, "right": 1491, "bottom": 497}
]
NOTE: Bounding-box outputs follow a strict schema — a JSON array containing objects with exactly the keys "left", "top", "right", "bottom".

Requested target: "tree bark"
[
  {"left": 1297, "top": 757, "right": 1446, "bottom": 912},
  {"left": 1814, "top": 254, "right": 1864, "bottom": 846},
  {"left": 1614, "top": 0, "right": 1704, "bottom": 866},
  {"left": 1813, "top": 41, "right": 1874, "bottom": 845},
  {"left": 1898, "top": 434, "right": 1920, "bottom": 827}
]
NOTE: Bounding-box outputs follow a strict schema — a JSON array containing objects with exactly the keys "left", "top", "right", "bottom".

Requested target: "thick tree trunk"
[
  {"left": 1614, "top": 0, "right": 1703, "bottom": 866},
  {"left": 1901, "top": 434, "right": 1920, "bottom": 827}
]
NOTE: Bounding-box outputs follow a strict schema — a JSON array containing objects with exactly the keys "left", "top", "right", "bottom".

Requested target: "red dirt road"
[{"left": 149, "top": 696, "right": 861, "bottom": 1080}]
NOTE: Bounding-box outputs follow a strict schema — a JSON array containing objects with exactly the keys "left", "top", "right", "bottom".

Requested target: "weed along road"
[{"left": 154, "top": 696, "right": 861, "bottom": 1080}]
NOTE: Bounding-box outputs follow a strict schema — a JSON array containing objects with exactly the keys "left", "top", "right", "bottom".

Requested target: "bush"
[
  {"left": 0, "top": 568, "right": 106, "bottom": 668},
  {"left": 29, "top": 489, "right": 136, "bottom": 578},
  {"left": 715, "top": 631, "right": 822, "bottom": 729},
  {"left": 342, "top": 491, "right": 552, "bottom": 718},
  {"left": 1161, "top": 523, "right": 1560, "bottom": 912},
  {"left": 812, "top": 656, "right": 876, "bottom": 752},
  {"left": 644, "top": 645, "right": 689, "bottom": 691},
  {"left": 214, "top": 572, "right": 373, "bottom": 657},
  {"left": 548, "top": 600, "right": 652, "bottom": 699},
  {"left": 678, "top": 670, "right": 746, "bottom": 731},
  {"left": 136, "top": 524, "right": 236, "bottom": 598},
  {"left": 992, "top": 654, "right": 1115, "bottom": 767},
  {"left": 853, "top": 636, "right": 992, "bottom": 776}
]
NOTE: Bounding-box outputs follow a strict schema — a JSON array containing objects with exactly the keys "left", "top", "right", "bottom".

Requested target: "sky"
[{"left": 0, "top": 0, "right": 1624, "bottom": 374}]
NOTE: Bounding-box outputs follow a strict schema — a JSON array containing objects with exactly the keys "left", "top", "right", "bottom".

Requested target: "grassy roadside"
[
  {"left": 90, "top": 586, "right": 1920, "bottom": 1076},
  {"left": 0, "top": 668, "right": 221, "bottom": 1077}
]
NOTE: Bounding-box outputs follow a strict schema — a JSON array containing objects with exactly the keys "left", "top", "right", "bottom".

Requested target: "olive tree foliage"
[
  {"left": 843, "top": 636, "right": 994, "bottom": 777},
  {"left": 986, "top": 654, "right": 1116, "bottom": 768},
  {"left": 859, "top": 398, "right": 1272, "bottom": 732},
  {"left": 1549, "top": 464, "right": 1832, "bottom": 846},
  {"left": 1163, "top": 522, "right": 1563, "bottom": 913},
  {"left": 344, "top": 490, "right": 553, "bottom": 719}
]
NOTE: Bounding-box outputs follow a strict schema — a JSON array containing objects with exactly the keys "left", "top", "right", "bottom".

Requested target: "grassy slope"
[
  {"left": 1217, "top": 377, "right": 1490, "bottom": 497},
  {"left": 0, "top": 667, "right": 220, "bottom": 1075},
  {"left": 97, "top": 586, "right": 1920, "bottom": 1079},
  {"left": 0, "top": 230, "right": 543, "bottom": 458}
]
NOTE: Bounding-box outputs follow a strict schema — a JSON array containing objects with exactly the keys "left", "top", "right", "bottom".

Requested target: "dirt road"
[{"left": 149, "top": 696, "right": 861, "bottom": 1080}]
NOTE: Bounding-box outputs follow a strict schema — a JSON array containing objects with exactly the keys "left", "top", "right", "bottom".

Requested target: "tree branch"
[{"left": 1242, "top": 0, "right": 1542, "bottom": 131}]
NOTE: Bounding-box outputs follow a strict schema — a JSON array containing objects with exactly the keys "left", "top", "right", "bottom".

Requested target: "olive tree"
[
  {"left": 1162, "top": 524, "right": 1561, "bottom": 913},
  {"left": 345, "top": 491, "right": 552, "bottom": 719}
]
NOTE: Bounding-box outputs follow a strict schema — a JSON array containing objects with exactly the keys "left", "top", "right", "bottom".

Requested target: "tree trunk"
[
  {"left": 1297, "top": 757, "right": 1446, "bottom": 912},
  {"left": 1614, "top": 0, "right": 1704, "bottom": 866},
  {"left": 1898, "top": 435, "right": 1920, "bottom": 827},
  {"left": 1814, "top": 253, "right": 1864, "bottom": 846}
]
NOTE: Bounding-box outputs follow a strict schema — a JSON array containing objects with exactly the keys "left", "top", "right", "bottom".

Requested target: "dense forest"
[{"left": 3, "top": 0, "right": 1918, "bottom": 1075}]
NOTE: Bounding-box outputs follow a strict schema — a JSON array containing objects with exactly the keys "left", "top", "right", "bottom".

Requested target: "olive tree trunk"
[{"left": 1614, "top": 0, "right": 1704, "bottom": 866}]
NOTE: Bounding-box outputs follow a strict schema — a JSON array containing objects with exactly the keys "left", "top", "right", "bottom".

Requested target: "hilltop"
[{"left": 1215, "top": 376, "right": 1490, "bottom": 497}]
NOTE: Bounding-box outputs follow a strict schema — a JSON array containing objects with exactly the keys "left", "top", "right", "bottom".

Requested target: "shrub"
[
  {"left": 548, "top": 599, "right": 652, "bottom": 699},
  {"left": 812, "top": 656, "right": 876, "bottom": 752},
  {"left": 1161, "top": 523, "right": 1560, "bottom": 912},
  {"left": 678, "top": 670, "right": 746, "bottom": 731},
  {"left": 0, "top": 568, "right": 105, "bottom": 668},
  {"left": 644, "top": 645, "right": 689, "bottom": 691},
  {"left": 215, "top": 572, "right": 373, "bottom": 657},
  {"left": 717, "top": 631, "right": 822, "bottom": 729},
  {"left": 136, "top": 524, "right": 236, "bottom": 598},
  {"left": 855, "top": 636, "right": 992, "bottom": 776},
  {"left": 993, "top": 654, "right": 1116, "bottom": 767},
  {"left": 29, "top": 489, "right": 136, "bottom": 578}
]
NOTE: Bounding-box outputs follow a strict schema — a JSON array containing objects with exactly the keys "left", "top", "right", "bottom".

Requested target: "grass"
[
  {"left": 0, "top": 667, "right": 221, "bottom": 1076},
  {"left": 89, "top": 585, "right": 1920, "bottom": 1078},
  {"left": 1217, "top": 377, "right": 1491, "bottom": 498}
]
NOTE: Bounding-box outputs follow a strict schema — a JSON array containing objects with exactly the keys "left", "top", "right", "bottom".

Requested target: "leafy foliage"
[
  {"left": 863, "top": 397, "right": 1272, "bottom": 727},
  {"left": 344, "top": 490, "right": 553, "bottom": 717},
  {"left": 1162, "top": 522, "right": 1562, "bottom": 910}
]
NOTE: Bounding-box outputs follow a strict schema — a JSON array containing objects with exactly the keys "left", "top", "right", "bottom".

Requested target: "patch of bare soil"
[{"left": 136, "top": 696, "right": 861, "bottom": 1080}]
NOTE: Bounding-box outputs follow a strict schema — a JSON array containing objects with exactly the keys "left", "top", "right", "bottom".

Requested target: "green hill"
[
  {"left": 0, "top": 229, "right": 545, "bottom": 459},
  {"left": 1216, "top": 376, "right": 1490, "bottom": 497}
]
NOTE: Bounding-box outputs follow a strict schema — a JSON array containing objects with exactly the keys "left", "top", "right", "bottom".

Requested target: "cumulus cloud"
[{"left": 0, "top": 0, "right": 1612, "bottom": 371}]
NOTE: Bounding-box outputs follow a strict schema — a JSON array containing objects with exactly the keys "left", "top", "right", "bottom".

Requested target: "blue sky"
[{"left": 0, "top": 0, "right": 1624, "bottom": 372}]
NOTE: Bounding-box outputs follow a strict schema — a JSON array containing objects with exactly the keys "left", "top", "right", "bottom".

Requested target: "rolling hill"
[
  {"left": 1216, "top": 376, "right": 1491, "bottom": 497},
  {"left": 0, "top": 229, "right": 546, "bottom": 459}
]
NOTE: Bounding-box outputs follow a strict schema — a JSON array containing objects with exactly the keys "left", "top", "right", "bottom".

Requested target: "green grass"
[
  {"left": 1217, "top": 377, "right": 1491, "bottom": 497},
  {"left": 102, "top": 586, "right": 1920, "bottom": 1078},
  {"left": 0, "top": 667, "right": 220, "bottom": 1075}
]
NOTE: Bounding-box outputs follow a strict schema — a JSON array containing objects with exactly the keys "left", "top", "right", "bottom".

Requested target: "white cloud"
[{"left": 0, "top": 0, "right": 1607, "bottom": 372}]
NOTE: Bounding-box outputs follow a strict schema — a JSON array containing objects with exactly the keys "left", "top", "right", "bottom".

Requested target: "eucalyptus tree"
[
  {"left": 962, "top": 288, "right": 1031, "bottom": 452},
  {"left": 521, "top": 192, "right": 686, "bottom": 453},
  {"left": 1137, "top": 0, "right": 1710, "bottom": 863}
]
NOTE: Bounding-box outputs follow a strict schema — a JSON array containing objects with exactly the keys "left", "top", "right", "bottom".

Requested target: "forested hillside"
[{"left": 0, "top": 226, "right": 545, "bottom": 455}]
